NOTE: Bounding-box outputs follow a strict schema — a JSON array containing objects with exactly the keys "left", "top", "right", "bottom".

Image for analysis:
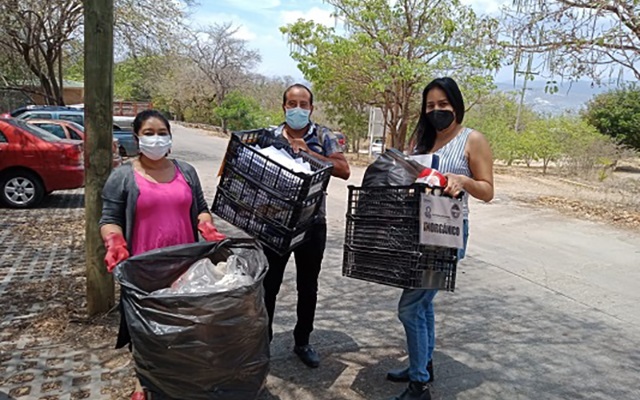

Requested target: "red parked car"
[
  {"left": 0, "top": 118, "right": 84, "bottom": 208},
  {"left": 26, "top": 119, "right": 123, "bottom": 168}
]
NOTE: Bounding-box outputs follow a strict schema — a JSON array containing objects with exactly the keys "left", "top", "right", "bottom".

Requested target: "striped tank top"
[{"left": 434, "top": 127, "right": 473, "bottom": 218}]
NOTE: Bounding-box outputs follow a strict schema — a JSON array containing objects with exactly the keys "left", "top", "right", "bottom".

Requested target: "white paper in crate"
[
  {"left": 253, "top": 145, "right": 313, "bottom": 175},
  {"left": 409, "top": 154, "right": 439, "bottom": 170}
]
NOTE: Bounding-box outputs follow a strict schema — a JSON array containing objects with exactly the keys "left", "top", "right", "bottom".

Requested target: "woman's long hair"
[{"left": 412, "top": 77, "right": 465, "bottom": 154}]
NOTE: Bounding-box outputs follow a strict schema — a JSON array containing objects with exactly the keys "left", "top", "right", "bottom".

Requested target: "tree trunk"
[
  {"left": 44, "top": 55, "right": 63, "bottom": 105},
  {"left": 58, "top": 45, "right": 65, "bottom": 105},
  {"left": 84, "top": 0, "right": 115, "bottom": 316},
  {"left": 396, "top": 117, "right": 408, "bottom": 152}
]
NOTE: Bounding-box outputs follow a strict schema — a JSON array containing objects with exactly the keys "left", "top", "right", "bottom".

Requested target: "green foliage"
[
  {"left": 465, "top": 92, "right": 536, "bottom": 165},
  {"left": 213, "top": 91, "right": 280, "bottom": 132},
  {"left": 550, "top": 115, "right": 621, "bottom": 177},
  {"left": 62, "top": 40, "right": 84, "bottom": 82},
  {"left": 519, "top": 114, "right": 623, "bottom": 177},
  {"left": 582, "top": 85, "right": 640, "bottom": 151},
  {"left": 113, "top": 56, "right": 164, "bottom": 101},
  {"left": 64, "top": 59, "right": 84, "bottom": 82},
  {"left": 521, "top": 118, "right": 564, "bottom": 174},
  {"left": 467, "top": 91, "right": 629, "bottom": 178},
  {"left": 281, "top": 0, "right": 502, "bottom": 150}
]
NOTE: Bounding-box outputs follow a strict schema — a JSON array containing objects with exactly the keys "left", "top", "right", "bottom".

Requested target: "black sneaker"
[
  {"left": 293, "top": 344, "right": 320, "bottom": 368},
  {"left": 386, "top": 361, "right": 434, "bottom": 383},
  {"left": 390, "top": 381, "right": 431, "bottom": 400}
]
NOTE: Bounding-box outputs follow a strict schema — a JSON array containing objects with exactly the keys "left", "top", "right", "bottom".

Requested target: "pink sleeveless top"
[{"left": 131, "top": 167, "right": 195, "bottom": 256}]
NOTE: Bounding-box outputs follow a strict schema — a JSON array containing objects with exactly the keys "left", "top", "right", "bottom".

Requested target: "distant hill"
[{"left": 494, "top": 80, "right": 617, "bottom": 114}]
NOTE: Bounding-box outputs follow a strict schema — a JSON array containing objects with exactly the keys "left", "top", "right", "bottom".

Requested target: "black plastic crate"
[
  {"left": 346, "top": 184, "right": 445, "bottom": 218},
  {"left": 223, "top": 129, "right": 333, "bottom": 202},
  {"left": 342, "top": 184, "right": 460, "bottom": 291},
  {"left": 345, "top": 215, "right": 418, "bottom": 251},
  {"left": 219, "top": 164, "right": 323, "bottom": 230},
  {"left": 343, "top": 244, "right": 457, "bottom": 290},
  {"left": 212, "top": 187, "right": 315, "bottom": 255}
]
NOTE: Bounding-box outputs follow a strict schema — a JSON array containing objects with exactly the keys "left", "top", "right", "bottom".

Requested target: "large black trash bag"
[
  {"left": 362, "top": 148, "right": 427, "bottom": 187},
  {"left": 114, "top": 239, "right": 270, "bottom": 400},
  {"left": 356, "top": 149, "right": 429, "bottom": 220}
]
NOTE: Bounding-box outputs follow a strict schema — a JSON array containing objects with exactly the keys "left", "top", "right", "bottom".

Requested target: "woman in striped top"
[{"left": 387, "top": 77, "right": 494, "bottom": 400}]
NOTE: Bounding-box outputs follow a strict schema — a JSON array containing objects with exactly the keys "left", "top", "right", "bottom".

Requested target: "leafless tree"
[
  {"left": 113, "top": 0, "right": 195, "bottom": 59},
  {"left": 0, "top": 0, "right": 193, "bottom": 105},
  {"left": 502, "top": 0, "right": 640, "bottom": 83},
  {"left": 186, "top": 23, "right": 261, "bottom": 130},
  {"left": 0, "top": 0, "right": 82, "bottom": 104}
]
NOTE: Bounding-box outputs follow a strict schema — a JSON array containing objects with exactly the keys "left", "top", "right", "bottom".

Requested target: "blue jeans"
[{"left": 398, "top": 219, "right": 469, "bottom": 382}]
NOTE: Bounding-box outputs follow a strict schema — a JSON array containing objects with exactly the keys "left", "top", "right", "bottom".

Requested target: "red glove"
[
  {"left": 417, "top": 168, "right": 448, "bottom": 188},
  {"left": 198, "top": 221, "right": 227, "bottom": 242},
  {"left": 103, "top": 232, "right": 129, "bottom": 273}
]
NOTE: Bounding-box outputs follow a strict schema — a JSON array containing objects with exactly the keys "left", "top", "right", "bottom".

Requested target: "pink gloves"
[
  {"left": 198, "top": 221, "right": 227, "bottom": 242},
  {"left": 104, "top": 232, "right": 130, "bottom": 273}
]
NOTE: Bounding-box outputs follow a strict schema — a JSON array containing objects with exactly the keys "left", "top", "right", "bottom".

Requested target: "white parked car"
[{"left": 370, "top": 137, "right": 384, "bottom": 154}]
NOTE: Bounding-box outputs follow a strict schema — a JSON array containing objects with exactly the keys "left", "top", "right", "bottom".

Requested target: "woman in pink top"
[{"left": 99, "top": 110, "right": 225, "bottom": 400}]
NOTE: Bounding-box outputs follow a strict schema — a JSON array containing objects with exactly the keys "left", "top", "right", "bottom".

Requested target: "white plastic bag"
[{"left": 154, "top": 255, "right": 255, "bottom": 295}]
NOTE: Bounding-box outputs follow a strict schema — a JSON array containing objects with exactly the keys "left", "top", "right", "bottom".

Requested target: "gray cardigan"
[{"left": 99, "top": 159, "right": 209, "bottom": 248}]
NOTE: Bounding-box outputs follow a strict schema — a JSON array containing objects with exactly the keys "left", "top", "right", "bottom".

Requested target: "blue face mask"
[{"left": 285, "top": 107, "right": 311, "bottom": 130}]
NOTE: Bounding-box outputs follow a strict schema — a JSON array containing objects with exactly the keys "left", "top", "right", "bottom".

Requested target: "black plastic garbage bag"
[
  {"left": 362, "top": 148, "right": 426, "bottom": 187},
  {"left": 114, "top": 239, "right": 270, "bottom": 400}
]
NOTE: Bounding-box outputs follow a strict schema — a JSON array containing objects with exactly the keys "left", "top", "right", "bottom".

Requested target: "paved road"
[{"left": 170, "top": 124, "right": 640, "bottom": 400}]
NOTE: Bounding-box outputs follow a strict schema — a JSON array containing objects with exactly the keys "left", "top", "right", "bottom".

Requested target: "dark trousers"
[{"left": 262, "top": 223, "right": 327, "bottom": 346}]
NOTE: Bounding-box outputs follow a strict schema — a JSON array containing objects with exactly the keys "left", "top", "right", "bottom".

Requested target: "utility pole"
[
  {"left": 84, "top": 0, "right": 115, "bottom": 316},
  {"left": 514, "top": 53, "right": 538, "bottom": 134}
]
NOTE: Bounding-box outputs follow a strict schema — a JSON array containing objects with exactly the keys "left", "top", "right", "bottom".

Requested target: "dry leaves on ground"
[
  {"left": 11, "top": 215, "right": 85, "bottom": 249},
  {"left": 529, "top": 196, "right": 640, "bottom": 230}
]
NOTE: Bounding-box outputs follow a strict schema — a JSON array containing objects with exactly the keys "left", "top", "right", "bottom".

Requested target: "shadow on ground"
[{"left": 254, "top": 222, "right": 640, "bottom": 399}]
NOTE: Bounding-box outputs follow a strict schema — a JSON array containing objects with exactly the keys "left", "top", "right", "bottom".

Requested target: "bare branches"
[
  {"left": 0, "top": 0, "right": 83, "bottom": 104},
  {"left": 186, "top": 23, "right": 261, "bottom": 105},
  {"left": 113, "top": 0, "right": 192, "bottom": 58},
  {"left": 178, "top": 23, "right": 262, "bottom": 130},
  {"left": 0, "top": 0, "right": 195, "bottom": 104},
  {"left": 503, "top": 0, "right": 640, "bottom": 82}
]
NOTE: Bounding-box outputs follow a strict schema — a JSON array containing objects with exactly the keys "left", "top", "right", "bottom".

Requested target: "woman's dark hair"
[
  {"left": 412, "top": 77, "right": 465, "bottom": 154},
  {"left": 132, "top": 110, "right": 171, "bottom": 135},
  {"left": 282, "top": 84, "right": 314, "bottom": 106}
]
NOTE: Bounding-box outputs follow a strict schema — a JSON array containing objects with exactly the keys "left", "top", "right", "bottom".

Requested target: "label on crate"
[{"left": 419, "top": 193, "right": 464, "bottom": 249}]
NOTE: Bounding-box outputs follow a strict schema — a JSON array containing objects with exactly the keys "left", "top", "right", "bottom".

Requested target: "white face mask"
[{"left": 138, "top": 134, "right": 172, "bottom": 160}]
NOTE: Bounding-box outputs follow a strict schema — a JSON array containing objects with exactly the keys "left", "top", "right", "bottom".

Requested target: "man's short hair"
[{"left": 282, "top": 84, "right": 314, "bottom": 106}]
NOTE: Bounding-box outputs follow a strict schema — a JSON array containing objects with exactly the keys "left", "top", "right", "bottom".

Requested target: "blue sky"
[
  {"left": 190, "top": 0, "right": 510, "bottom": 79},
  {"left": 190, "top": 0, "right": 607, "bottom": 111}
]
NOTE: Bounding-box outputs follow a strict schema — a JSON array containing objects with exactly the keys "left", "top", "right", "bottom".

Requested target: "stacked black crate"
[
  {"left": 342, "top": 184, "right": 459, "bottom": 291},
  {"left": 213, "top": 129, "right": 333, "bottom": 255}
]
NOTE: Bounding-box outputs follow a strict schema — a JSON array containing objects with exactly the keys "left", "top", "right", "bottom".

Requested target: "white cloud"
[
  {"left": 187, "top": 10, "right": 302, "bottom": 79},
  {"left": 280, "top": 7, "right": 336, "bottom": 27},
  {"left": 190, "top": 12, "right": 257, "bottom": 40},
  {"left": 234, "top": 25, "right": 258, "bottom": 41},
  {"left": 248, "top": 33, "right": 303, "bottom": 79},
  {"left": 219, "top": 0, "right": 281, "bottom": 11}
]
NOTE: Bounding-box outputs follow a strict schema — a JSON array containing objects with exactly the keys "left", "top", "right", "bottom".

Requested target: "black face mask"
[{"left": 426, "top": 110, "right": 455, "bottom": 131}]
